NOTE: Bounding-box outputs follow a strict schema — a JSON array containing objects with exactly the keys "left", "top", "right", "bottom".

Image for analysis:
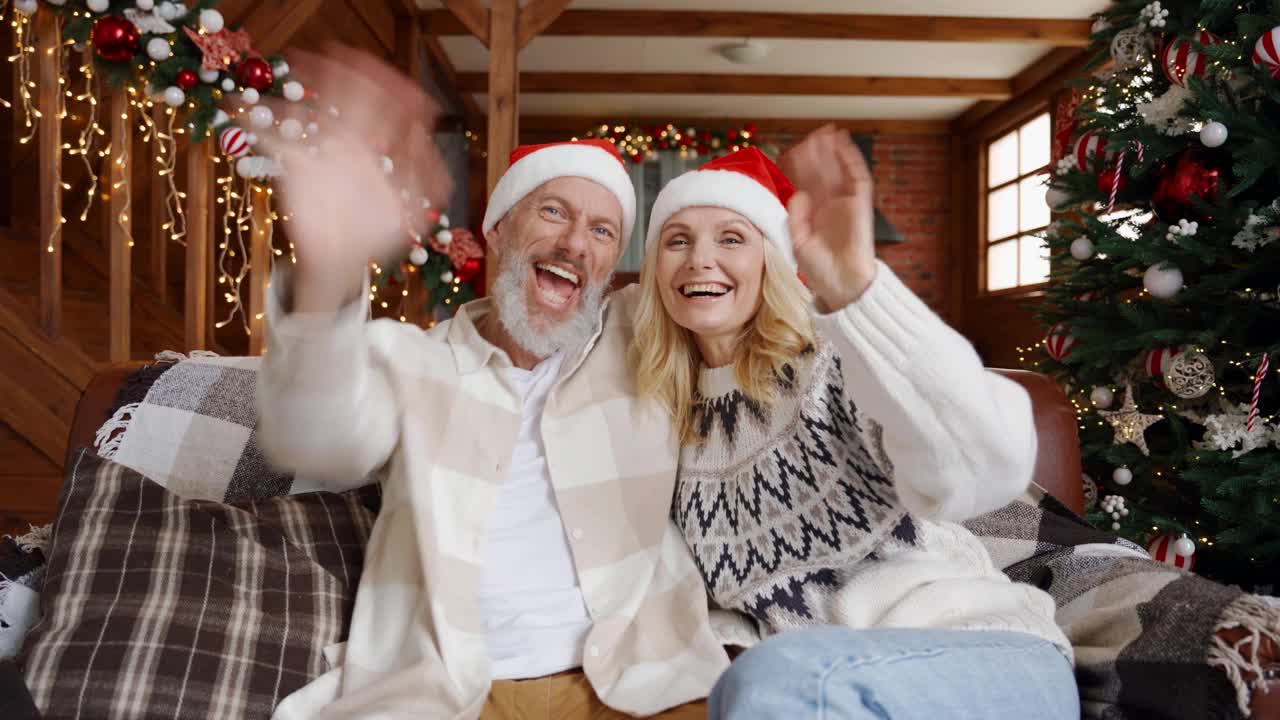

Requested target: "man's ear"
[{"left": 484, "top": 222, "right": 502, "bottom": 259}]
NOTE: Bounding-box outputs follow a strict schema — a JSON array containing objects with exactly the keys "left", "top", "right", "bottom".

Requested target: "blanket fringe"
[
  {"left": 7, "top": 523, "right": 52, "bottom": 555},
  {"left": 94, "top": 402, "right": 139, "bottom": 459},
  {"left": 1209, "top": 593, "right": 1280, "bottom": 718},
  {"left": 154, "top": 349, "right": 219, "bottom": 363}
]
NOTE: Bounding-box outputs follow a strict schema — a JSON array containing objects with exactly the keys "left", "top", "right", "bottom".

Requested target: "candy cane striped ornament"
[
  {"left": 1247, "top": 354, "right": 1271, "bottom": 433},
  {"left": 1147, "top": 534, "right": 1195, "bottom": 571},
  {"left": 1161, "top": 30, "right": 1222, "bottom": 87},
  {"left": 1073, "top": 131, "right": 1114, "bottom": 172},
  {"left": 219, "top": 126, "right": 250, "bottom": 158},
  {"left": 1253, "top": 26, "right": 1280, "bottom": 79},
  {"left": 1044, "top": 323, "right": 1076, "bottom": 361},
  {"left": 1146, "top": 346, "right": 1185, "bottom": 388}
]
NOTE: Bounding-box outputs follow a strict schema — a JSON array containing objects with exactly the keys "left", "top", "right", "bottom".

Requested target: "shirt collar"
[{"left": 447, "top": 295, "right": 612, "bottom": 375}]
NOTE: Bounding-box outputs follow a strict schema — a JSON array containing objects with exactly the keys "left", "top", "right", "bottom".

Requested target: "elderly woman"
[{"left": 629, "top": 130, "right": 1078, "bottom": 719}]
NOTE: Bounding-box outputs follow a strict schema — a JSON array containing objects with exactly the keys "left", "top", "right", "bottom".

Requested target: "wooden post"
[
  {"left": 184, "top": 141, "right": 210, "bottom": 351},
  {"left": 485, "top": 0, "right": 518, "bottom": 289},
  {"left": 247, "top": 183, "right": 271, "bottom": 355},
  {"left": 150, "top": 105, "right": 169, "bottom": 304},
  {"left": 36, "top": 11, "right": 62, "bottom": 338},
  {"left": 108, "top": 90, "right": 132, "bottom": 362}
]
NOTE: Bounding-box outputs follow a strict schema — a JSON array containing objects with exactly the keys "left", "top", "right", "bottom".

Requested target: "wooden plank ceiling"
[{"left": 414, "top": 0, "right": 1108, "bottom": 136}]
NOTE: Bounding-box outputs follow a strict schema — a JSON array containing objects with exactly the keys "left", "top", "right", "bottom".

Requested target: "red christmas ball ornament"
[
  {"left": 1151, "top": 150, "right": 1228, "bottom": 223},
  {"left": 236, "top": 57, "right": 274, "bottom": 92},
  {"left": 1074, "top": 290, "right": 1102, "bottom": 303},
  {"left": 1145, "top": 346, "right": 1185, "bottom": 388},
  {"left": 92, "top": 15, "right": 141, "bottom": 63},
  {"left": 727, "top": 129, "right": 739, "bottom": 141},
  {"left": 175, "top": 69, "right": 198, "bottom": 90},
  {"left": 455, "top": 256, "right": 482, "bottom": 283},
  {"left": 1252, "top": 26, "right": 1280, "bottom": 79},
  {"left": 1073, "top": 130, "right": 1114, "bottom": 172},
  {"left": 1044, "top": 323, "right": 1076, "bottom": 361},
  {"left": 1147, "top": 534, "right": 1195, "bottom": 571},
  {"left": 1097, "top": 166, "right": 1127, "bottom": 196},
  {"left": 1161, "top": 30, "right": 1221, "bottom": 87}
]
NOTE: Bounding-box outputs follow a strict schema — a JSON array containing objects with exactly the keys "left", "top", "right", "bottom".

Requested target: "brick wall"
[{"left": 871, "top": 135, "right": 951, "bottom": 318}]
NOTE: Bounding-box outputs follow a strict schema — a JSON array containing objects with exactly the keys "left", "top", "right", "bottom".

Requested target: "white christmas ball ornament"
[
  {"left": 1091, "top": 386, "right": 1115, "bottom": 409},
  {"left": 441, "top": 271, "right": 454, "bottom": 283},
  {"left": 283, "top": 80, "right": 305, "bottom": 102},
  {"left": 1144, "top": 263, "right": 1184, "bottom": 299},
  {"left": 136, "top": 0, "right": 155, "bottom": 10},
  {"left": 147, "top": 38, "right": 172, "bottom": 62},
  {"left": 198, "top": 67, "right": 220, "bottom": 84},
  {"left": 1070, "top": 237, "right": 1095, "bottom": 261},
  {"left": 14, "top": 0, "right": 38, "bottom": 16},
  {"left": 87, "top": 0, "right": 110, "bottom": 12},
  {"left": 435, "top": 229, "right": 453, "bottom": 245},
  {"left": 221, "top": 78, "right": 236, "bottom": 92},
  {"left": 241, "top": 88, "right": 260, "bottom": 105},
  {"left": 211, "top": 109, "right": 230, "bottom": 128},
  {"left": 1199, "top": 121, "right": 1228, "bottom": 148},
  {"left": 408, "top": 246, "right": 429, "bottom": 266},
  {"left": 279, "top": 117, "right": 304, "bottom": 141},
  {"left": 1045, "top": 185, "right": 1072, "bottom": 211},
  {"left": 248, "top": 105, "right": 274, "bottom": 129},
  {"left": 47, "top": 0, "right": 67, "bottom": 6},
  {"left": 1112, "top": 467, "right": 1133, "bottom": 486},
  {"left": 158, "top": 2, "right": 177, "bottom": 20},
  {"left": 162, "top": 86, "right": 186, "bottom": 108},
  {"left": 245, "top": 132, "right": 259, "bottom": 146},
  {"left": 1173, "top": 535, "right": 1196, "bottom": 558},
  {"left": 273, "top": 61, "right": 290, "bottom": 78},
  {"left": 235, "top": 156, "right": 257, "bottom": 179},
  {"left": 305, "top": 122, "right": 319, "bottom": 135},
  {"left": 199, "top": 8, "right": 224, "bottom": 33}
]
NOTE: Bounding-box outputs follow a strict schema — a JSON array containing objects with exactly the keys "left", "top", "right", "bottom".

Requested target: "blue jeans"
[{"left": 708, "top": 627, "right": 1079, "bottom": 719}]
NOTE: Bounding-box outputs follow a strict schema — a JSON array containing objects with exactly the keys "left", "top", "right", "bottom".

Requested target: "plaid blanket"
[
  {"left": 97, "top": 353, "right": 341, "bottom": 502},
  {"left": 964, "top": 483, "right": 1280, "bottom": 720}
]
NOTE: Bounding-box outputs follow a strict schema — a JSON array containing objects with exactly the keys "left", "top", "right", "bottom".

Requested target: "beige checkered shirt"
[{"left": 259, "top": 281, "right": 730, "bottom": 719}]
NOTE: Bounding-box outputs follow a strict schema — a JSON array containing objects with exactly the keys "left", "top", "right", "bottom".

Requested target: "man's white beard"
[{"left": 491, "top": 246, "right": 610, "bottom": 360}]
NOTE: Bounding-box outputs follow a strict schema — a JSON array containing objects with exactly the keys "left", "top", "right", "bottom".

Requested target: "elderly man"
[{"left": 256, "top": 49, "right": 727, "bottom": 720}]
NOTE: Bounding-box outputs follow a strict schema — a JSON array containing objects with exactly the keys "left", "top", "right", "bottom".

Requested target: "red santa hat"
[
  {"left": 647, "top": 147, "right": 796, "bottom": 266},
  {"left": 482, "top": 139, "right": 636, "bottom": 240}
]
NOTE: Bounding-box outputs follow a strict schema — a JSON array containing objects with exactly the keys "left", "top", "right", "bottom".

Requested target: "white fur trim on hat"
[
  {"left": 646, "top": 168, "right": 793, "bottom": 267},
  {"left": 482, "top": 144, "right": 636, "bottom": 240}
]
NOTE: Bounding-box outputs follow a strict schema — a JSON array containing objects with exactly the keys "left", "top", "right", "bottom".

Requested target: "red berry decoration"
[
  {"left": 175, "top": 69, "right": 198, "bottom": 90},
  {"left": 92, "top": 16, "right": 141, "bottom": 63},
  {"left": 727, "top": 129, "right": 739, "bottom": 141},
  {"left": 236, "top": 57, "right": 274, "bottom": 92},
  {"left": 744, "top": 122, "right": 758, "bottom": 134}
]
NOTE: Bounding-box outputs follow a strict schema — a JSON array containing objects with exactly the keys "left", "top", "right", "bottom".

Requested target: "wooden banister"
[
  {"left": 108, "top": 90, "right": 132, "bottom": 362},
  {"left": 248, "top": 183, "right": 271, "bottom": 355},
  {"left": 150, "top": 105, "right": 168, "bottom": 304},
  {"left": 185, "top": 141, "right": 211, "bottom": 351},
  {"left": 36, "top": 11, "right": 62, "bottom": 338}
]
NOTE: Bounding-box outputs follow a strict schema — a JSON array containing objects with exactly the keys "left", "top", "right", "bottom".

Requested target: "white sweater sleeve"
[
  {"left": 811, "top": 261, "right": 1037, "bottom": 523},
  {"left": 256, "top": 269, "right": 401, "bottom": 491}
]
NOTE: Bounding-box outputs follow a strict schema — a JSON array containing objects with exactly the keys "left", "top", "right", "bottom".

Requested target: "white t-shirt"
[{"left": 477, "top": 353, "right": 593, "bottom": 680}]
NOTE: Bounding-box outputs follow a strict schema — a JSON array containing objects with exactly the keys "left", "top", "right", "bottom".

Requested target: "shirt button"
[
  {"left": 589, "top": 645, "right": 601, "bottom": 658},
  {"left": 571, "top": 528, "right": 584, "bottom": 540}
]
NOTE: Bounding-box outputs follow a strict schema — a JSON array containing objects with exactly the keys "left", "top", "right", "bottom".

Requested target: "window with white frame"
[{"left": 984, "top": 112, "right": 1051, "bottom": 292}]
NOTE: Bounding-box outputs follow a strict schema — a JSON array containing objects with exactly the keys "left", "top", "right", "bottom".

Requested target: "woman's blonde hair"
[{"left": 629, "top": 223, "right": 816, "bottom": 444}]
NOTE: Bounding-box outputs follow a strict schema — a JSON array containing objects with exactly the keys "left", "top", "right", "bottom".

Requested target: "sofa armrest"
[{"left": 989, "top": 368, "right": 1084, "bottom": 515}]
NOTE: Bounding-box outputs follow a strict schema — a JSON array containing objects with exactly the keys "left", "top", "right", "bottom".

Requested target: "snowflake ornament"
[
  {"left": 1233, "top": 210, "right": 1280, "bottom": 252},
  {"left": 1184, "top": 399, "right": 1280, "bottom": 458},
  {"left": 123, "top": 7, "right": 176, "bottom": 34},
  {"left": 1139, "top": 2, "right": 1169, "bottom": 29},
  {"left": 1137, "top": 86, "right": 1197, "bottom": 135}
]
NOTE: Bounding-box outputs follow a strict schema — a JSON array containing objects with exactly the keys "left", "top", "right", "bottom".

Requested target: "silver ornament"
[
  {"left": 1113, "top": 466, "right": 1133, "bottom": 485},
  {"left": 1111, "top": 27, "right": 1154, "bottom": 70},
  {"left": 1163, "top": 350, "right": 1215, "bottom": 399}
]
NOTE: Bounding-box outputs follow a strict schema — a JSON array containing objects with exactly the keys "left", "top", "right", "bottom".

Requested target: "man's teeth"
[
  {"left": 536, "top": 262, "right": 581, "bottom": 286},
  {"left": 681, "top": 283, "right": 731, "bottom": 297}
]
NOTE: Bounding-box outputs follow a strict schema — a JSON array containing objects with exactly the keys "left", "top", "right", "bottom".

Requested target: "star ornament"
[
  {"left": 1099, "top": 383, "right": 1164, "bottom": 455},
  {"left": 184, "top": 26, "right": 254, "bottom": 72}
]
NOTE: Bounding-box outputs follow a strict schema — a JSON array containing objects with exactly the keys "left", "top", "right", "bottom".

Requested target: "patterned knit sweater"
[{"left": 675, "top": 262, "right": 1072, "bottom": 658}]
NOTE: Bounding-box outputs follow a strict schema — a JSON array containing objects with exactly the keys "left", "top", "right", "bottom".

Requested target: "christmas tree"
[{"left": 1036, "top": 0, "right": 1280, "bottom": 589}]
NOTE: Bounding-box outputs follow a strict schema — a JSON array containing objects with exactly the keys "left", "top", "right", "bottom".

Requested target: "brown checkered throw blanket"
[{"left": 964, "top": 483, "right": 1280, "bottom": 720}]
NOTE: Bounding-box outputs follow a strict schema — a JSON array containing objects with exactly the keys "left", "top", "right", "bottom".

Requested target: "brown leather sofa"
[{"left": 61, "top": 364, "right": 1277, "bottom": 715}]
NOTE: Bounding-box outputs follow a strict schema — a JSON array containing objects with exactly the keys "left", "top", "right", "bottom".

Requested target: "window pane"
[
  {"left": 987, "top": 184, "right": 1018, "bottom": 241},
  {"left": 987, "top": 239, "right": 1019, "bottom": 291},
  {"left": 1019, "top": 235, "right": 1050, "bottom": 285},
  {"left": 988, "top": 131, "right": 1018, "bottom": 188},
  {"left": 1019, "top": 113, "right": 1051, "bottom": 174},
  {"left": 1019, "top": 174, "right": 1050, "bottom": 232}
]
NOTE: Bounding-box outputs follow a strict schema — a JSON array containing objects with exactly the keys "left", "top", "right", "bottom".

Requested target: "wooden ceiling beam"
[
  {"left": 345, "top": 0, "right": 398, "bottom": 56},
  {"left": 245, "top": 0, "right": 327, "bottom": 56},
  {"left": 422, "top": 9, "right": 1091, "bottom": 45},
  {"left": 518, "top": 0, "right": 573, "bottom": 49},
  {"left": 420, "top": 18, "right": 485, "bottom": 131},
  {"left": 440, "top": 0, "right": 490, "bottom": 47},
  {"left": 517, "top": 115, "right": 950, "bottom": 137},
  {"left": 458, "top": 72, "right": 1012, "bottom": 99},
  {"left": 951, "top": 47, "right": 1089, "bottom": 135}
]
